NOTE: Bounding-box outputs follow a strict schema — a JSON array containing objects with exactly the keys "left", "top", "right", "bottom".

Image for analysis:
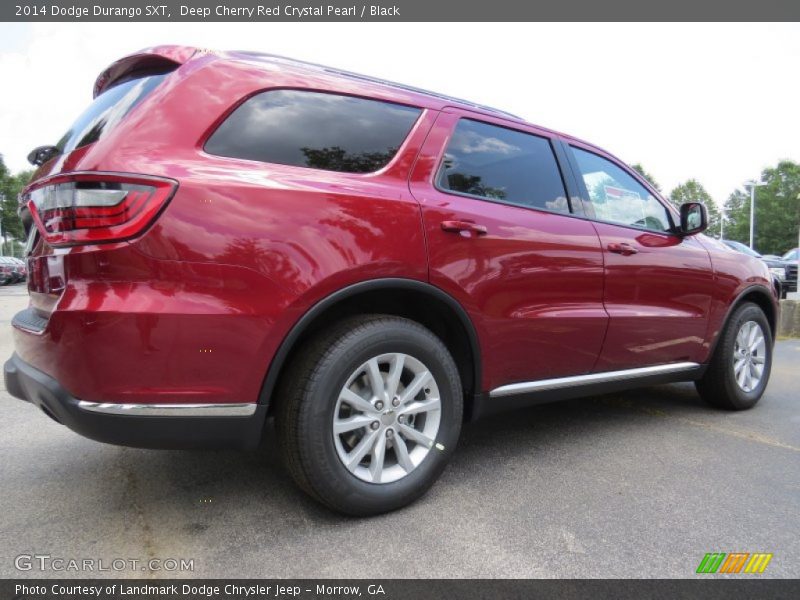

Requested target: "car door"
[
  {"left": 565, "top": 142, "right": 714, "bottom": 370},
  {"left": 409, "top": 110, "right": 608, "bottom": 392}
]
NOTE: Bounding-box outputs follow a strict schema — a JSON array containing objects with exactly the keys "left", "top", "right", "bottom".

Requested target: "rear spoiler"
[{"left": 93, "top": 45, "right": 206, "bottom": 98}]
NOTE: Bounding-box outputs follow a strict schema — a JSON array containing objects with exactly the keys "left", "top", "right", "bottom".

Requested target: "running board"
[
  {"left": 490, "top": 362, "right": 702, "bottom": 397},
  {"left": 471, "top": 362, "right": 704, "bottom": 421}
]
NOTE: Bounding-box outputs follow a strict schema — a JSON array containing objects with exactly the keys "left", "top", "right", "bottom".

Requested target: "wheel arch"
[
  {"left": 707, "top": 284, "right": 778, "bottom": 360},
  {"left": 259, "top": 278, "right": 482, "bottom": 419}
]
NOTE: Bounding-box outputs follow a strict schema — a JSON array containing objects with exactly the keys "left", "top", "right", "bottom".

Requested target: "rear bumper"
[{"left": 4, "top": 353, "right": 266, "bottom": 450}]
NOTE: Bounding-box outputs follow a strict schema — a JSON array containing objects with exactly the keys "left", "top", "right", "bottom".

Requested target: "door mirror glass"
[{"left": 679, "top": 202, "right": 708, "bottom": 235}]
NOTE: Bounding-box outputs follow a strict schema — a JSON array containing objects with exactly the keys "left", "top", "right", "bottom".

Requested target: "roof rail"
[{"left": 228, "top": 51, "right": 521, "bottom": 120}]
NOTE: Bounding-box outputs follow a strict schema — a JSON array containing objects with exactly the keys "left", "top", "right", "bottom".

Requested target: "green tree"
[
  {"left": 0, "top": 155, "right": 33, "bottom": 255},
  {"left": 722, "top": 160, "right": 800, "bottom": 254},
  {"left": 631, "top": 163, "right": 662, "bottom": 193},
  {"left": 722, "top": 189, "right": 749, "bottom": 244},
  {"left": 669, "top": 179, "right": 722, "bottom": 239}
]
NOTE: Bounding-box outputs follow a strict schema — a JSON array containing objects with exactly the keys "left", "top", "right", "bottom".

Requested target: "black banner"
[
  {"left": 4, "top": 579, "right": 800, "bottom": 600},
  {"left": 3, "top": 0, "right": 800, "bottom": 22}
]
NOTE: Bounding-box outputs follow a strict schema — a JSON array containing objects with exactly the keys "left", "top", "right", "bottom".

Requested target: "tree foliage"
[
  {"left": 669, "top": 179, "right": 722, "bottom": 239},
  {"left": 0, "top": 155, "right": 33, "bottom": 247},
  {"left": 631, "top": 163, "right": 662, "bottom": 192},
  {"left": 721, "top": 160, "right": 800, "bottom": 255}
]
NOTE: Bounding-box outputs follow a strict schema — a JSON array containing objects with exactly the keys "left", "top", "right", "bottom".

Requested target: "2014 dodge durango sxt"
[{"left": 6, "top": 46, "right": 778, "bottom": 515}]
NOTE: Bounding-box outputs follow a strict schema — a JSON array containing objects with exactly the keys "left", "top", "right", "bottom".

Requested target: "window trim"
[
  {"left": 200, "top": 87, "right": 425, "bottom": 177},
  {"left": 565, "top": 143, "right": 679, "bottom": 236},
  {"left": 432, "top": 117, "right": 577, "bottom": 217}
]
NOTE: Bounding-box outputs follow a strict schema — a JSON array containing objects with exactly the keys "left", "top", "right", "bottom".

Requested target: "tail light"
[{"left": 26, "top": 172, "right": 176, "bottom": 247}]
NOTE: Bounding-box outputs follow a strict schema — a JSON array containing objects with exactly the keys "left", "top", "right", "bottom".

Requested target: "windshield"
[
  {"left": 782, "top": 249, "right": 798, "bottom": 261},
  {"left": 55, "top": 72, "right": 170, "bottom": 155}
]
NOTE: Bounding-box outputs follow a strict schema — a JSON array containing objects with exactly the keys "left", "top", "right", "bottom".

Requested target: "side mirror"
[{"left": 679, "top": 202, "right": 708, "bottom": 236}]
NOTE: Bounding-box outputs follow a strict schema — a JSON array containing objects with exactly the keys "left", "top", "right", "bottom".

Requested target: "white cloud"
[{"left": 0, "top": 22, "right": 798, "bottom": 206}]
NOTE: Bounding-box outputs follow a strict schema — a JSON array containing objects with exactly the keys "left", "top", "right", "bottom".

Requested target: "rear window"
[
  {"left": 56, "top": 71, "right": 171, "bottom": 154},
  {"left": 205, "top": 90, "right": 422, "bottom": 173}
]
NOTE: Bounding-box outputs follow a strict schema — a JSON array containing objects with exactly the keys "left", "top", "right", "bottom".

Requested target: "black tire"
[
  {"left": 275, "top": 314, "right": 463, "bottom": 516},
  {"left": 695, "top": 302, "right": 772, "bottom": 410}
]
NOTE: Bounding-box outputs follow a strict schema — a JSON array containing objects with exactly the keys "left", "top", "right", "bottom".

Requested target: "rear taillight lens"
[{"left": 26, "top": 173, "right": 176, "bottom": 246}]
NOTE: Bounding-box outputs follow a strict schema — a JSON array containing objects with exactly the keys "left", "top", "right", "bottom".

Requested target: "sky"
[{"left": 1, "top": 22, "right": 798, "bottom": 207}]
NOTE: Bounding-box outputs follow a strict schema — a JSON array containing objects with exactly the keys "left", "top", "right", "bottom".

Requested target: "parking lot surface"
[{"left": 0, "top": 283, "right": 798, "bottom": 578}]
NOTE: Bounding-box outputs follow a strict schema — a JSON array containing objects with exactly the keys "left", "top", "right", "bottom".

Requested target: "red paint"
[{"left": 14, "top": 46, "right": 777, "bottom": 407}]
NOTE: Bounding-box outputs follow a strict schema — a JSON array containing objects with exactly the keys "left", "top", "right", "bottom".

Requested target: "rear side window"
[
  {"left": 205, "top": 90, "right": 422, "bottom": 173},
  {"left": 56, "top": 72, "right": 171, "bottom": 154},
  {"left": 437, "top": 119, "right": 569, "bottom": 213}
]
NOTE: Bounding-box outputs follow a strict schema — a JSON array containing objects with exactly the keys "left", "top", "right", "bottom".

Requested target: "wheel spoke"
[
  {"left": 345, "top": 429, "right": 379, "bottom": 471},
  {"left": 385, "top": 354, "right": 405, "bottom": 400},
  {"left": 736, "top": 327, "right": 747, "bottom": 350},
  {"left": 393, "top": 434, "right": 415, "bottom": 473},
  {"left": 742, "top": 365, "right": 752, "bottom": 391},
  {"left": 734, "top": 358, "right": 746, "bottom": 376},
  {"left": 399, "top": 423, "right": 434, "bottom": 448},
  {"left": 334, "top": 414, "right": 375, "bottom": 434},
  {"left": 399, "top": 397, "right": 441, "bottom": 417},
  {"left": 747, "top": 322, "right": 758, "bottom": 347},
  {"left": 737, "top": 363, "right": 748, "bottom": 389},
  {"left": 366, "top": 358, "right": 385, "bottom": 398},
  {"left": 399, "top": 370, "right": 432, "bottom": 405},
  {"left": 751, "top": 354, "right": 765, "bottom": 364},
  {"left": 339, "top": 388, "right": 377, "bottom": 414},
  {"left": 369, "top": 433, "right": 387, "bottom": 483}
]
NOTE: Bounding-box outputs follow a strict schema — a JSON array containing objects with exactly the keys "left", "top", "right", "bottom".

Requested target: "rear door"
[
  {"left": 409, "top": 110, "right": 608, "bottom": 392},
  {"left": 565, "top": 142, "right": 713, "bottom": 370}
]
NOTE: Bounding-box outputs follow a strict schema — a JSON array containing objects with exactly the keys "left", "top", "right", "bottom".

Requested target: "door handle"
[
  {"left": 441, "top": 220, "right": 488, "bottom": 237},
  {"left": 607, "top": 242, "right": 638, "bottom": 256}
]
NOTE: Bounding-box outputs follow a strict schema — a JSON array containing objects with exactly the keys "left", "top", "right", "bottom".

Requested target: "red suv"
[{"left": 6, "top": 46, "right": 777, "bottom": 515}]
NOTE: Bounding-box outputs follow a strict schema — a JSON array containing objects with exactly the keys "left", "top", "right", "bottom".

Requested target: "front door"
[{"left": 567, "top": 143, "right": 714, "bottom": 370}]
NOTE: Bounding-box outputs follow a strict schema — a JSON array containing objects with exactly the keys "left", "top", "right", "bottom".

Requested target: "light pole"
[
  {"left": 719, "top": 205, "right": 725, "bottom": 240},
  {"left": 743, "top": 179, "right": 765, "bottom": 250}
]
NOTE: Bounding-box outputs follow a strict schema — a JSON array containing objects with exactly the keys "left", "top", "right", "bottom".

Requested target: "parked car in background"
[
  {"left": 782, "top": 248, "right": 799, "bottom": 262},
  {"left": 722, "top": 240, "right": 797, "bottom": 298},
  {"left": 0, "top": 257, "right": 25, "bottom": 283},
  {"left": 6, "top": 46, "right": 780, "bottom": 515},
  {"left": 0, "top": 259, "right": 14, "bottom": 285},
  {"left": 9, "top": 258, "right": 27, "bottom": 281}
]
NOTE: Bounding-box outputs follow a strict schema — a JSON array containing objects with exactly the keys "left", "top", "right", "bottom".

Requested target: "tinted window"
[
  {"left": 437, "top": 119, "right": 568, "bottom": 213},
  {"left": 205, "top": 90, "right": 421, "bottom": 173},
  {"left": 572, "top": 148, "right": 672, "bottom": 232},
  {"left": 56, "top": 72, "right": 170, "bottom": 154}
]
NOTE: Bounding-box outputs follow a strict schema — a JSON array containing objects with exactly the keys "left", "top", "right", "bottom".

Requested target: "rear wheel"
[
  {"left": 695, "top": 302, "right": 772, "bottom": 410},
  {"left": 276, "top": 315, "right": 463, "bottom": 516}
]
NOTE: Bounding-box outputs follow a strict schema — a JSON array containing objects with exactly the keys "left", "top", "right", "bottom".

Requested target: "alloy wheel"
[{"left": 332, "top": 353, "right": 441, "bottom": 484}]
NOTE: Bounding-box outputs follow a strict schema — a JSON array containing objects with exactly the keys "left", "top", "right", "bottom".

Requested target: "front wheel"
[
  {"left": 695, "top": 302, "right": 773, "bottom": 410},
  {"left": 276, "top": 315, "right": 463, "bottom": 516}
]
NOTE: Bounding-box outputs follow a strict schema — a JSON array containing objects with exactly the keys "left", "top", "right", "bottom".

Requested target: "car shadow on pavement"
[{"left": 94, "top": 382, "right": 712, "bottom": 523}]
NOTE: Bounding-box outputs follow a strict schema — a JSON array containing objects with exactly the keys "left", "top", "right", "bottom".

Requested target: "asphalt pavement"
[{"left": 0, "top": 283, "right": 798, "bottom": 578}]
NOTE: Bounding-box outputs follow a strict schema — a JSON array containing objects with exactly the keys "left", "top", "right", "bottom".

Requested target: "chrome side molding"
[
  {"left": 489, "top": 362, "right": 701, "bottom": 398},
  {"left": 77, "top": 401, "right": 258, "bottom": 417}
]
